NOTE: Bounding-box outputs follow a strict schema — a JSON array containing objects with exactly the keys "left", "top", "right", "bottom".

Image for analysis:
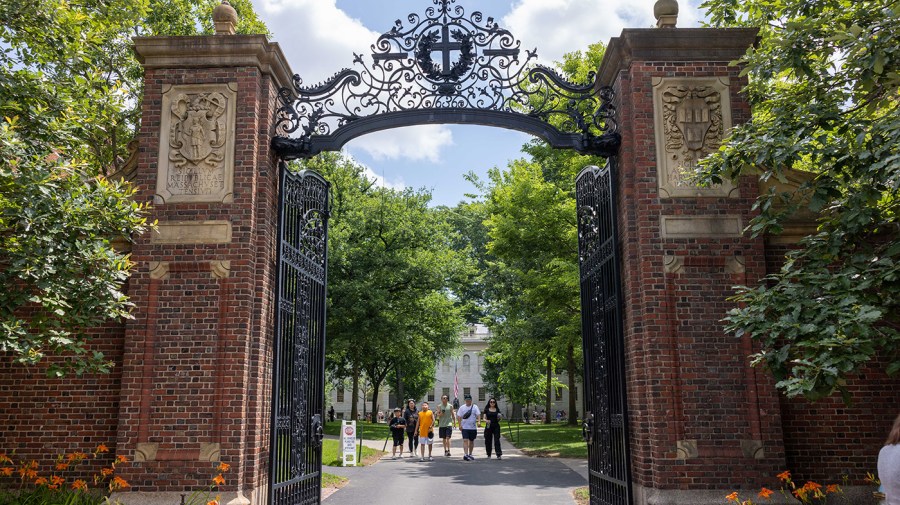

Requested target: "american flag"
[{"left": 453, "top": 362, "right": 459, "bottom": 401}]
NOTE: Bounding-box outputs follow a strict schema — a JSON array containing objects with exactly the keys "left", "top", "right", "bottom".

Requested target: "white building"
[{"left": 327, "top": 324, "right": 582, "bottom": 422}]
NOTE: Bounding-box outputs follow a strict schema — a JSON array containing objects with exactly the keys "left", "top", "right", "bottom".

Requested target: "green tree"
[
  {"left": 698, "top": 0, "right": 900, "bottom": 400},
  {"left": 0, "top": 0, "right": 267, "bottom": 373},
  {"left": 305, "top": 154, "right": 469, "bottom": 422}
]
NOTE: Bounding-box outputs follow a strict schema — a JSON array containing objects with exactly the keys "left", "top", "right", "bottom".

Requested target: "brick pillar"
[
  {"left": 598, "top": 29, "right": 792, "bottom": 504},
  {"left": 113, "top": 35, "right": 291, "bottom": 504}
]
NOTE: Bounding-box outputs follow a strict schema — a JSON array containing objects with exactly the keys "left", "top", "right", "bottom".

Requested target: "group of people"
[{"left": 389, "top": 394, "right": 505, "bottom": 462}]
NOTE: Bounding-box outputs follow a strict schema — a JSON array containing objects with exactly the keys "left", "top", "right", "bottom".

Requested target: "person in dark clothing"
[
  {"left": 482, "top": 398, "right": 503, "bottom": 459},
  {"left": 403, "top": 399, "right": 419, "bottom": 457},
  {"left": 389, "top": 407, "right": 406, "bottom": 459},
  {"left": 328, "top": 405, "right": 335, "bottom": 423}
]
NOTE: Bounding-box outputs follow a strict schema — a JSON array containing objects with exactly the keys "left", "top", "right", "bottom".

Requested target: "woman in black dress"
[
  {"left": 403, "top": 399, "right": 419, "bottom": 457},
  {"left": 482, "top": 398, "right": 503, "bottom": 459}
]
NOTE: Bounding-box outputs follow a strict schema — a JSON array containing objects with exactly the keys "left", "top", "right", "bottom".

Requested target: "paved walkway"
[{"left": 324, "top": 428, "right": 587, "bottom": 503}]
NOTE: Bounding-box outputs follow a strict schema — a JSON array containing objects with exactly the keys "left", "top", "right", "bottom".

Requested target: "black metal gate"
[
  {"left": 269, "top": 166, "right": 330, "bottom": 505},
  {"left": 576, "top": 162, "right": 632, "bottom": 505}
]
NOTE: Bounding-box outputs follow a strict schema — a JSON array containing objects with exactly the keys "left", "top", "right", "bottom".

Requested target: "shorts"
[
  {"left": 419, "top": 436, "right": 433, "bottom": 445},
  {"left": 461, "top": 429, "right": 477, "bottom": 441},
  {"left": 392, "top": 431, "right": 404, "bottom": 447},
  {"left": 439, "top": 426, "right": 453, "bottom": 439}
]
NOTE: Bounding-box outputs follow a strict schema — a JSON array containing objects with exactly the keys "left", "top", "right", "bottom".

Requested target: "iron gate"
[
  {"left": 269, "top": 166, "right": 330, "bottom": 505},
  {"left": 576, "top": 162, "right": 632, "bottom": 505}
]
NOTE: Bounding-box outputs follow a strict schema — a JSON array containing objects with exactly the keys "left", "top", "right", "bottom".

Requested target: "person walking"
[
  {"left": 456, "top": 394, "right": 480, "bottom": 461},
  {"left": 403, "top": 399, "right": 419, "bottom": 458},
  {"left": 435, "top": 394, "right": 457, "bottom": 457},
  {"left": 482, "top": 397, "right": 503, "bottom": 460},
  {"left": 417, "top": 401, "right": 436, "bottom": 461},
  {"left": 879, "top": 412, "right": 900, "bottom": 505},
  {"left": 388, "top": 407, "right": 406, "bottom": 459}
]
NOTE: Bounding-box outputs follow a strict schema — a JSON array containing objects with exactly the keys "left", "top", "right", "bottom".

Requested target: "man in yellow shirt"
[{"left": 417, "top": 401, "right": 435, "bottom": 461}]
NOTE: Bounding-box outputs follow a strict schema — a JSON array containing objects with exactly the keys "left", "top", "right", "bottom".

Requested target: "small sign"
[{"left": 341, "top": 420, "right": 357, "bottom": 466}]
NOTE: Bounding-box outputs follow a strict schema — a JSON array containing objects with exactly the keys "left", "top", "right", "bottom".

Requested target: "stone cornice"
[
  {"left": 596, "top": 28, "right": 759, "bottom": 88},
  {"left": 133, "top": 35, "right": 294, "bottom": 91}
]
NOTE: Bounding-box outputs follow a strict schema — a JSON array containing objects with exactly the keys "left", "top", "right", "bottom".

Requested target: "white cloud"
[
  {"left": 345, "top": 125, "right": 454, "bottom": 163},
  {"left": 341, "top": 153, "right": 408, "bottom": 190},
  {"left": 503, "top": 0, "right": 705, "bottom": 66}
]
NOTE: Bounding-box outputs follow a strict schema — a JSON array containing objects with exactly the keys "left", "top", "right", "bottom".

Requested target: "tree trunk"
[
  {"left": 396, "top": 366, "right": 404, "bottom": 410},
  {"left": 350, "top": 365, "right": 360, "bottom": 421},
  {"left": 567, "top": 342, "right": 578, "bottom": 426},
  {"left": 544, "top": 354, "right": 552, "bottom": 424},
  {"left": 370, "top": 382, "right": 380, "bottom": 424}
]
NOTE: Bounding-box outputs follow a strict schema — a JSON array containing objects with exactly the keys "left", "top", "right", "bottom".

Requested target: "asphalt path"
[{"left": 324, "top": 426, "right": 587, "bottom": 504}]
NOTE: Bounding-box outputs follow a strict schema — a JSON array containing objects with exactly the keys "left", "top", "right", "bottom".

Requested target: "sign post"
[{"left": 341, "top": 420, "right": 357, "bottom": 466}]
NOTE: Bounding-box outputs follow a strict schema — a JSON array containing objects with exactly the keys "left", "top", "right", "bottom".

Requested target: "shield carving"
[
  {"left": 676, "top": 93, "right": 711, "bottom": 152},
  {"left": 169, "top": 92, "right": 227, "bottom": 167}
]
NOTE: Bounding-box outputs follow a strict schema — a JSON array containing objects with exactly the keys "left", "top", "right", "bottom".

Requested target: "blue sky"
[{"left": 251, "top": 0, "right": 704, "bottom": 206}]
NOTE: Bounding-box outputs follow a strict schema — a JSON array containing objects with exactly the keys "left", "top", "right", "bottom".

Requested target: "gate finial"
[
  {"left": 214, "top": 0, "right": 238, "bottom": 35},
  {"left": 654, "top": 0, "right": 679, "bottom": 28}
]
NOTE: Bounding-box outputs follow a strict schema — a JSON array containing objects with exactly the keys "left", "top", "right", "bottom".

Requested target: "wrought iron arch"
[{"left": 271, "top": 0, "right": 621, "bottom": 160}]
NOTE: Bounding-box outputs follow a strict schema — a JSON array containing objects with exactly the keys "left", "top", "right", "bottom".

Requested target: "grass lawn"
[
  {"left": 321, "top": 438, "right": 384, "bottom": 466},
  {"left": 503, "top": 421, "right": 587, "bottom": 458},
  {"left": 321, "top": 472, "right": 348, "bottom": 489},
  {"left": 324, "top": 421, "right": 391, "bottom": 441},
  {"left": 572, "top": 487, "right": 589, "bottom": 505}
]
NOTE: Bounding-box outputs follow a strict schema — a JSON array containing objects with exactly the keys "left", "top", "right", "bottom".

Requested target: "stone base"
[
  {"left": 110, "top": 490, "right": 255, "bottom": 505},
  {"left": 633, "top": 484, "right": 880, "bottom": 505}
]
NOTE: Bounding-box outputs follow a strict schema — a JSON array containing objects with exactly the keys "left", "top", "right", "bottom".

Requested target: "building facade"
[{"left": 327, "top": 324, "right": 583, "bottom": 422}]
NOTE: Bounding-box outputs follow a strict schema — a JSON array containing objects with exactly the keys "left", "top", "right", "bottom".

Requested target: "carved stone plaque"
[
  {"left": 653, "top": 77, "right": 737, "bottom": 198},
  {"left": 155, "top": 83, "right": 237, "bottom": 203}
]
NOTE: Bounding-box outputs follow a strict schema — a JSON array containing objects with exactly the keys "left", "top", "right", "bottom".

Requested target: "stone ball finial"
[
  {"left": 213, "top": 0, "right": 238, "bottom": 35},
  {"left": 654, "top": 0, "right": 679, "bottom": 28}
]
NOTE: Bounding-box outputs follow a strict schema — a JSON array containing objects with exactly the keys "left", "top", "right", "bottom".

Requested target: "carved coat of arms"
[
  {"left": 167, "top": 92, "right": 228, "bottom": 195},
  {"left": 661, "top": 84, "right": 723, "bottom": 186}
]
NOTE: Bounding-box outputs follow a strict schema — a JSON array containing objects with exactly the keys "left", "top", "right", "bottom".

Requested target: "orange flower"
[
  {"left": 56, "top": 462, "right": 70, "bottom": 471},
  {"left": 826, "top": 484, "right": 839, "bottom": 493},
  {"left": 72, "top": 479, "right": 88, "bottom": 491},
  {"left": 777, "top": 470, "right": 791, "bottom": 482},
  {"left": 1, "top": 467, "right": 13, "bottom": 477},
  {"left": 758, "top": 487, "right": 774, "bottom": 499},
  {"left": 34, "top": 476, "right": 49, "bottom": 486},
  {"left": 109, "top": 476, "right": 129, "bottom": 490},
  {"left": 68, "top": 452, "right": 88, "bottom": 462},
  {"left": 212, "top": 473, "right": 226, "bottom": 486},
  {"left": 19, "top": 461, "right": 38, "bottom": 480},
  {"left": 217, "top": 462, "right": 230, "bottom": 472},
  {"left": 0, "top": 454, "right": 11, "bottom": 464},
  {"left": 51, "top": 475, "right": 65, "bottom": 487},
  {"left": 726, "top": 491, "right": 739, "bottom": 502},
  {"left": 100, "top": 467, "right": 114, "bottom": 477},
  {"left": 96, "top": 444, "right": 110, "bottom": 454},
  {"left": 207, "top": 501, "right": 219, "bottom": 505},
  {"left": 116, "top": 455, "right": 128, "bottom": 463},
  {"left": 802, "top": 481, "right": 822, "bottom": 493}
]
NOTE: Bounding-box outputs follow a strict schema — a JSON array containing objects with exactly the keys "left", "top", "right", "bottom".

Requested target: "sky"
[{"left": 251, "top": 0, "right": 705, "bottom": 206}]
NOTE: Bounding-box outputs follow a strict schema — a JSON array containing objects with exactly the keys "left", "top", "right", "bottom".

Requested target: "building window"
[
  {"left": 337, "top": 386, "right": 344, "bottom": 403},
  {"left": 463, "top": 387, "right": 471, "bottom": 399},
  {"left": 428, "top": 391, "right": 435, "bottom": 402},
  {"left": 442, "top": 387, "right": 450, "bottom": 399},
  {"left": 478, "top": 387, "right": 486, "bottom": 402},
  {"left": 555, "top": 387, "right": 562, "bottom": 400},
  {"left": 337, "top": 412, "right": 344, "bottom": 419},
  {"left": 462, "top": 354, "right": 471, "bottom": 372}
]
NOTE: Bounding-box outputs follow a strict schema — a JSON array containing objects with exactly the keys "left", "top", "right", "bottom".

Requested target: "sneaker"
[
  {"left": 428, "top": 457, "right": 434, "bottom": 461},
  {"left": 486, "top": 454, "right": 491, "bottom": 459},
  {"left": 497, "top": 455, "right": 502, "bottom": 460},
  {"left": 419, "top": 457, "right": 424, "bottom": 462},
  {"left": 391, "top": 456, "right": 397, "bottom": 460},
  {"left": 463, "top": 455, "right": 470, "bottom": 461},
  {"left": 469, "top": 455, "right": 476, "bottom": 460},
  {"left": 445, "top": 450, "right": 450, "bottom": 457}
]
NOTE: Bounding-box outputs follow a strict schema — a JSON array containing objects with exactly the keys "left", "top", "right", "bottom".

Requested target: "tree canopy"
[
  {"left": 0, "top": 0, "right": 267, "bottom": 374},
  {"left": 698, "top": 0, "right": 899, "bottom": 400}
]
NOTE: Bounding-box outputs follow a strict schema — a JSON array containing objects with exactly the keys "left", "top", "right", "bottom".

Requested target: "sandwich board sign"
[{"left": 341, "top": 420, "right": 357, "bottom": 466}]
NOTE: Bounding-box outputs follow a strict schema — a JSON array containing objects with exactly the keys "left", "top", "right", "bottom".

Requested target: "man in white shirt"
[{"left": 456, "top": 394, "right": 481, "bottom": 461}]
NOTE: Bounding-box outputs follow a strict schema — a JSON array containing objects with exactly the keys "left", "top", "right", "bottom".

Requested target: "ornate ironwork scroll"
[
  {"left": 576, "top": 163, "right": 632, "bottom": 505},
  {"left": 270, "top": 167, "right": 329, "bottom": 505},
  {"left": 272, "top": 0, "right": 620, "bottom": 159}
]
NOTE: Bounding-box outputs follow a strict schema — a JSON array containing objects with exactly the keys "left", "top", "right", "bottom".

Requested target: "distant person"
[
  {"left": 457, "top": 394, "right": 481, "bottom": 461},
  {"left": 435, "top": 394, "right": 457, "bottom": 457},
  {"left": 879, "top": 412, "right": 900, "bottom": 505},
  {"left": 418, "top": 401, "right": 435, "bottom": 462},
  {"left": 403, "top": 399, "right": 419, "bottom": 457},
  {"left": 389, "top": 407, "right": 406, "bottom": 459},
  {"left": 482, "top": 397, "right": 503, "bottom": 460},
  {"left": 328, "top": 405, "right": 335, "bottom": 423}
]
